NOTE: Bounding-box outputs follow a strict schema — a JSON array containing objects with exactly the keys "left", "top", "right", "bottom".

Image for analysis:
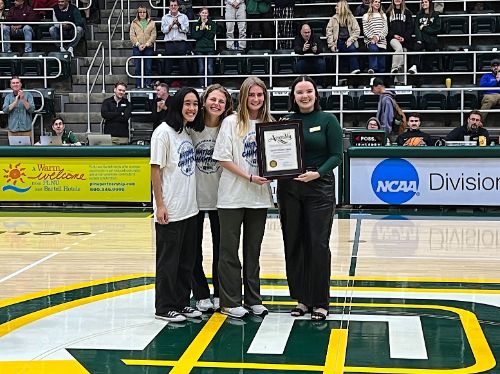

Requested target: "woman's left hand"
[{"left": 294, "top": 171, "right": 320, "bottom": 182}]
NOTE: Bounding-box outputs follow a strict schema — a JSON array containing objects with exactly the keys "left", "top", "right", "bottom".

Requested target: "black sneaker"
[
  {"left": 180, "top": 306, "right": 202, "bottom": 318},
  {"left": 155, "top": 311, "right": 187, "bottom": 322}
]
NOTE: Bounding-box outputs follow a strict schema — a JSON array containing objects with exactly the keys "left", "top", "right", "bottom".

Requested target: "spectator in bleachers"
[
  {"left": 192, "top": 7, "right": 216, "bottom": 87},
  {"left": 469, "top": 1, "right": 493, "bottom": 13},
  {"left": 3, "top": 76, "right": 35, "bottom": 143},
  {"left": 274, "top": 0, "right": 295, "bottom": 49},
  {"left": 479, "top": 58, "right": 500, "bottom": 123},
  {"left": 326, "top": 0, "right": 361, "bottom": 74},
  {"left": 31, "top": 0, "right": 57, "bottom": 19},
  {"left": 129, "top": 5, "right": 156, "bottom": 89},
  {"left": 225, "top": 0, "right": 246, "bottom": 50},
  {"left": 101, "top": 81, "right": 132, "bottom": 145},
  {"left": 354, "top": 0, "right": 370, "bottom": 33},
  {"left": 293, "top": 24, "right": 326, "bottom": 77},
  {"left": 152, "top": 82, "right": 172, "bottom": 130},
  {"left": 366, "top": 116, "right": 381, "bottom": 129},
  {"left": 395, "top": 113, "right": 431, "bottom": 146},
  {"left": 362, "top": 0, "right": 388, "bottom": 74},
  {"left": 2, "top": 0, "right": 39, "bottom": 53},
  {"left": 0, "top": 0, "right": 7, "bottom": 20},
  {"left": 445, "top": 110, "right": 490, "bottom": 144},
  {"left": 49, "top": 0, "right": 85, "bottom": 58},
  {"left": 161, "top": 0, "right": 190, "bottom": 83},
  {"left": 50, "top": 115, "right": 81, "bottom": 145},
  {"left": 409, "top": 0, "right": 441, "bottom": 74},
  {"left": 246, "top": 0, "right": 272, "bottom": 50},
  {"left": 370, "top": 77, "right": 394, "bottom": 133},
  {"left": 178, "top": 0, "right": 194, "bottom": 20},
  {"left": 386, "top": 0, "right": 414, "bottom": 75}
]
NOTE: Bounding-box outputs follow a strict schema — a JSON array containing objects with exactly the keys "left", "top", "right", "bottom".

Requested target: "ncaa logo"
[{"left": 371, "top": 159, "right": 419, "bottom": 204}]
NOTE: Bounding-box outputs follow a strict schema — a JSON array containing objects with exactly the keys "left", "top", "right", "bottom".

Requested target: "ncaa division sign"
[{"left": 351, "top": 158, "right": 419, "bottom": 205}]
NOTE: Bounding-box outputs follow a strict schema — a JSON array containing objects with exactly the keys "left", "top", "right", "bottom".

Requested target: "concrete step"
[
  {"left": 68, "top": 92, "right": 110, "bottom": 103},
  {"left": 64, "top": 103, "right": 103, "bottom": 112}
]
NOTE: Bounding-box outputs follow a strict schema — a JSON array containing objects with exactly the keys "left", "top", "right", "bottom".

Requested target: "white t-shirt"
[
  {"left": 212, "top": 114, "right": 273, "bottom": 209},
  {"left": 190, "top": 126, "right": 221, "bottom": 210},
  {"left": 150, "top": 123, "right": 198, "bottom": 222}
]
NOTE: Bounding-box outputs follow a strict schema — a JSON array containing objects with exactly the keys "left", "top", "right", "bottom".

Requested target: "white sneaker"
[
  {"left": 59, "top": 46, "right": 66, "bottom": 52},
  {"left": 390, "top": 66, "right": 399, "bottom": 74},
  {"left": 213, "top": 297, "right": 220, "bottom": 311},
  {"left": 180, "top": 306, "right": 202, "bottom": 318},
  {"left": 220, "top": 306, "right": 249, "bottom": 318},
  {"left": 248, "top": 304, "right": 268, "bottom": 316},
  {"left": 350, "top": 69, "right": 361, "bottom": 74},
  {"left": 196, "top": 298, "right": 214, "bottom": 312},
  {"left": 367, "top": 68, "right": 375, "bottom": 74},
  {"left": 68, "top": 46, "right": 74, "bottom": 58},
  {"left": 408, "top": 65, "right": 417, "bottom": 74},
  {"left": 155, "top": 311, "right": 187, "bottom": 322}
]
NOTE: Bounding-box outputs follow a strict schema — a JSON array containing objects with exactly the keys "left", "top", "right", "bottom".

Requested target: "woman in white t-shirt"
[
  {"left": 150, "top": 87, "right": 204, "bottom": 323},
  {"left": 212, "top": 76, "right": 274, "bottom": 319},
  {"left": 189, "top": 84, "right": 233, "bottom": 313}
]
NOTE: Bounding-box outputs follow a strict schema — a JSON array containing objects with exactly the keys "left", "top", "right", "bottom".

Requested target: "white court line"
[{"left": 0, "top": 253, "right": 59, "bottom": 283}]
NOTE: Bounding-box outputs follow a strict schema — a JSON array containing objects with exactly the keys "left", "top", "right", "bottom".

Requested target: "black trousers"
[
  {"left": 191, "top": 210, "right": 220, "bottom": 300},
  {"left": 163, "top": 41, "right": 189, "bottom": 79},
  {"left": 277, "top": 173, "right": 335, "bottom": 309},
  {"left": 155, "top": 215, "right": 197, "bottom": 314}
]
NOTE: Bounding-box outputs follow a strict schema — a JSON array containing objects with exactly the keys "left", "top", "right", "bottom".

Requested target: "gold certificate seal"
[{"left": 269, "top": 160, "right": 278, "bottom": 168}]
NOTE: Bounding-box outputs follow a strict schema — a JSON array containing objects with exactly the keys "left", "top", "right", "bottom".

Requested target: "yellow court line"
[
  {"left": 146, "top": 213, "right": 154, "bottom": 219},
  {"left": 324, "top": 329, "right": 348, "bottom": 374},
  {"left": 170, "top": 313, "right": 227, "bottom": 374}
]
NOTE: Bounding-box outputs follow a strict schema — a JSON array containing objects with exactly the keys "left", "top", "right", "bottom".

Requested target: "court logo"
[
  {"left": 371, "top": 158, "right": 419, "bottom": 204},
  {"left": 2, "top": 162, "right": 31, "bottom": 193}
]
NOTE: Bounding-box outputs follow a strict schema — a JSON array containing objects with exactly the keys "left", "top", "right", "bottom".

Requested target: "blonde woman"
[
  {"left": 190, "top": 84, "right": 233, "bottom": 313},
  {"left": 362, "top": 0, "right": 388, "bottom": 73},
  {"left": 130, "top": 5, "right": 157, "bottom": 88},
  {"left": 386, "top": 0, "right": 414, "bottom": 74},
  {"left": 326, "top": 0, "right": 361, "bottom": 74},
  {"left": 212, "top": 77, "right": 274, "bottom": 319}
]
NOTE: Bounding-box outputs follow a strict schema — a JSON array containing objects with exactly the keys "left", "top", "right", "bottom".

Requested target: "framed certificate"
[{"left": 255, "top": 120, "right": 305, "bottom": 179}]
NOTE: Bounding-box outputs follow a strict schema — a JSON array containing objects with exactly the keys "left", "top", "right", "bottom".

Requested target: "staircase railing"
[{"left": 86, "top": 42, "right": 106, "bottom": 133}]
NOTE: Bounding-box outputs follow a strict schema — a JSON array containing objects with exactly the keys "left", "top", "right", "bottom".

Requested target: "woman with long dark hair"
[
  {"left": 150, "top": 87, "right": 204, "bottom": 322},
  {"left": 278, "top": 75, "right": 343, "bottom": 321}
]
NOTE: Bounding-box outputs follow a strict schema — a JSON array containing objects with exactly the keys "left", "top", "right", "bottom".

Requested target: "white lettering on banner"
[
  {"left": 248, "top": 313, "right": 428, "bottom": 360},
  {"left": 377, "top": 180, "right": 418, "bottom": 193},
  {"left": 349, "top": 158, "right": 500, "bottom": 206}
]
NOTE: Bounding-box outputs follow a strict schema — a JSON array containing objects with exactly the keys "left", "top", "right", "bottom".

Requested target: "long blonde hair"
[
  {"left": 237, "top": 77, "right": 273, "bottom": 137},
  {"left": 366, "top": 0, "right": 385, "bottom": 20},
  {"left": 387, "top": 0, "right": 408, "bottom": 15},
  {"left": 336, "top": 0, "right": 354, "bottom": 27}
]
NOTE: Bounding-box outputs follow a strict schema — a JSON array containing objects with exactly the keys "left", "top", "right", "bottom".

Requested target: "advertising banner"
[
  {"left": 350, "top": 158, "right": 500, "bottom": 206},
  {"left": 1, "top": 157, "right": 151, "bottom": 202}
]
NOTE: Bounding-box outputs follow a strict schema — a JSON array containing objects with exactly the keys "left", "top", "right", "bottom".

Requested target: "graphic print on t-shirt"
[
  {"left": 177, "top": 140, "right": 196, "bottom": 176},
  {"left": 241, "top": 131, "right": 257, "bottom": 167},
  {"left": 195, "top": 139, "right": 220, "bottom": 174}
]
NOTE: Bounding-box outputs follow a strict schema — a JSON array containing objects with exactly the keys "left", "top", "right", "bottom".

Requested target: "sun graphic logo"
[{"left": 2, "top": 163, "right": 31, "bottom": 193}]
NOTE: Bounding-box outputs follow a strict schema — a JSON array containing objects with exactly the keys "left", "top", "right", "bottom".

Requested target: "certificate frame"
[{"left": 255, "top": 120, "right": 305, "bottom": 179}]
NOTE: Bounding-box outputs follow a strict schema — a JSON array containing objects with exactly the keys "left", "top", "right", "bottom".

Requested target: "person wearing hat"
[
  {"left": 479, "top": 58, "right": 500, "bottom": 123},
  {"left": 370, "top": 77, "right": 395, "bottom": 134}
]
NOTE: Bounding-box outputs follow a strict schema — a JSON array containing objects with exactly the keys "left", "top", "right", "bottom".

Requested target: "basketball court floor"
[{"left": 1, "top": 210, "right": 499, "bottom": 373}]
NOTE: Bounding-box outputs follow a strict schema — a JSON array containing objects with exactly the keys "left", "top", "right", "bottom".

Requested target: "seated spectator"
[
  {"left": 409, "top": 0, "right": 441, "bottom": 74},
  {"left": 479, "top": 58, "right": 500, "bottom": 123},
  {"left": 362, "top": 0, "right": 388, "bottom": 74},
  {"left": 178, "top": 0, "right": 194, "bottom": 20},
  {"left": 293, "top": 24, "right": 326, "bottom": 76},
  {"left": 49, "top": 115, "right": 81, "bottom": 145},
  {"left": 326, "top": 0, "right": 361, "bottom": 74},
  {"left": 101, "top": 81, "right": 132, "bottom": 145},
  {"left": 130, "top": 5, "right": 156, "bottom": 88},
  {"left": 2, "top": 0, "right": 39, "bottom": 53},
  {"left": 225, "top": 0, "right": 246, "bottom": 50},
  {"left": 274, "top": 0, "right": 295, "bottom": 49},
  {"left": 354, "top": 0, "right": 370, "bottom": 32},
  {"left": 445, "top": 110, "right": 490, "bottom": 144},
  {"left": 49, "top": 0, "right": 85, "bottom": 58},
  {"left": 3, "top": 76, "right": 35, "bottom": 144},
  {"left": 386, "top": 0, "right": 414, "bottom": 75},
  {"left": 152, "top": 82, "right": 172, "bottom": 130},
  {"left": 469, "top": 1, "right": 493, "bottom": 13},
  {"left": 396, "top": 113, "right": 431, "bottom": 146},
  {"left": 31, "top": 0, "right": 57, "bottom": 19},
  {"left": 161, "top": 0, "right": 190, "bottom": 84},
  {"left": 366, "top": 116, "right": 381, "bottom": 129},
  {"left": 192, "top": 7, "right": 216, "bottom": 87},
  {"left": 0, "top": 0, "right": 7, "bottom": 20}
]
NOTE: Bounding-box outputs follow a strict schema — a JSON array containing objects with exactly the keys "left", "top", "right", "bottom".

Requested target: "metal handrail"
[
  {"left": 108, "top": 0, "right": 124, "bottom": 75},
  {"left": 0, "top": 21, "right": 78, "bottom": 49},
  {"left": 0, "top": 56, "right": 62, "bottom": 87},
  {"left": 86, "top": 42, "right": 106, "bottom": 133}
]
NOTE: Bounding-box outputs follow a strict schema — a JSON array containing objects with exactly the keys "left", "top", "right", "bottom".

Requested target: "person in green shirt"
[
  {"left": 277, "top": 75, "right": 343, "bottom": 321},
  {"left": 52, "top": 116, "right": 81, "bottom": 145}
]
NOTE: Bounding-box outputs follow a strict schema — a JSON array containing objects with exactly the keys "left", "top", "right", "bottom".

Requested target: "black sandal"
[
  {"left": 311, "top": 308, "right": 328, "bottom": 321},
  {"left": 290, "top": 303, "right": 309, "bottom": 317}
]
